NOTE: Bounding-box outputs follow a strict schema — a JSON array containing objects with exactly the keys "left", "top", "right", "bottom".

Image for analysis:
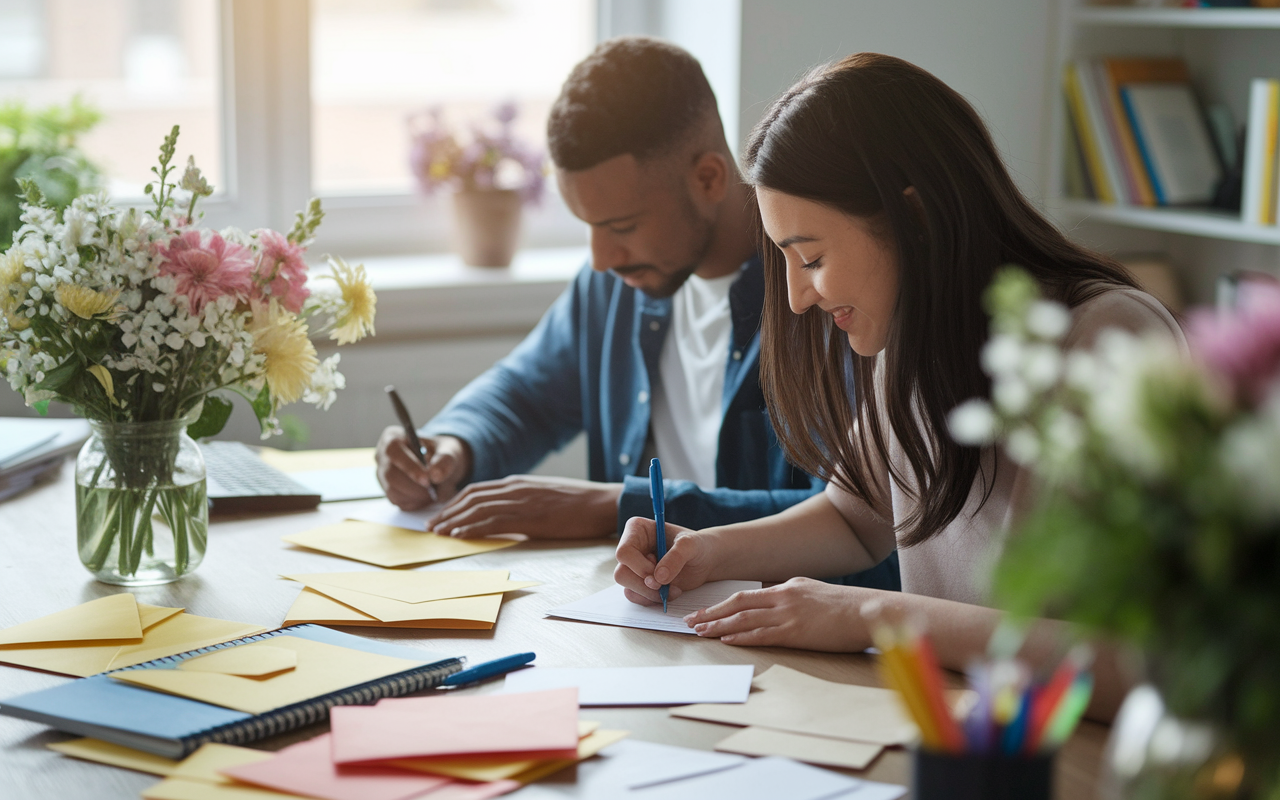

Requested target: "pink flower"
[
  {"left": 156, "top": 230, "right": 254, "bottom": 314},
  {"left": 253, "top": 230, "right": 310, "bottom": 313},
  {"left": 1188, "top": 282, "right": 1280, "bottom": 408}
]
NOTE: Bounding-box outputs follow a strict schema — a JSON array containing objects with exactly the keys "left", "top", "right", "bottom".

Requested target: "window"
[
  {"left": 310, "top": 0, "right": 595, "bottom": 197},
  {"left": 0, "top": 0, "right": 223, "bottom": 198}
]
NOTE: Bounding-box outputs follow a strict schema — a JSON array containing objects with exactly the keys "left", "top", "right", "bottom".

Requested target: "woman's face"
[{"left": 757, "top": 187, "right": 900, "bottom": 357}]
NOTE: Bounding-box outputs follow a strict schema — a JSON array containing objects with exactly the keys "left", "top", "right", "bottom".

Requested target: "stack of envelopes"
[
  {"left": 281, "top": 521, "right": 517, "bottom": 568},
  {"left": 47, "top": 689, "right": 629, "bottom": 800},
  {"left": 0, "top": 594, "right": 266, "bottom": 677},
  {"left": 671, "top": 665, "right": 916, "bottom": 771},
  {"left": 281, "top": 570, "right": 539, "bottom": 630}
]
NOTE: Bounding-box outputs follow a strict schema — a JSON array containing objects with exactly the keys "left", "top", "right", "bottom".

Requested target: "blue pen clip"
[
  {"left": 650, "top": 458, "right": 668, "bottom": 613},
  {"left": 440, "top": 652, "right": 536, "bottom": 688}
]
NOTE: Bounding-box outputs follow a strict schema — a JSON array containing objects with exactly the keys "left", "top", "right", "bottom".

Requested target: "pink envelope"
[
  {"left": 330, "top": 688, "right": 581, "bottom": 765},
  {"left": 222, "top": 734, "right": 451, "bottom": 800}
]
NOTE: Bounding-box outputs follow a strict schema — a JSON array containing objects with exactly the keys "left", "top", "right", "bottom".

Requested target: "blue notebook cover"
[{"left": 0, "top": 624, "right": 461, "bottom": 758}]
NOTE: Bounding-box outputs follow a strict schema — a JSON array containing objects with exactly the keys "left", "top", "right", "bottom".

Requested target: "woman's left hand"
[{"left": 684, "top": 577, "right": 876, "bottom": 652}]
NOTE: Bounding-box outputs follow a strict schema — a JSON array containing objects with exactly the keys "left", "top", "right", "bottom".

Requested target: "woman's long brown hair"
[{"left": 745, "top": 53, "right": 1138, "bottom": 547}]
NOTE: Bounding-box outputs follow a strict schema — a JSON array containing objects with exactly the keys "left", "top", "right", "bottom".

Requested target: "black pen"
[{"left": 385, "top": 385, "right": 438, "bottom": 503}]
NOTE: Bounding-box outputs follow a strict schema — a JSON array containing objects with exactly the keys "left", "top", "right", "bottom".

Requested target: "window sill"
[{"left": 336, "top": 246, "right": 587, "bottom": 343}]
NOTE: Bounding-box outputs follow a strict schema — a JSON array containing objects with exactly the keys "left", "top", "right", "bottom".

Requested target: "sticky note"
[
  {"left": 282, "top": 570, "right": 539, "bottom": 605},
  {"left": 389, "top": 724, "right": 626, "bottom": 783},
  {"left": 329, "top": 688, "right": 581, "bottom": 764},
  {"left": 670, "top": 664, "right": 916, "bottom": 746},
  {"left": 178, "top": 645, "right": 298, "bottom": 678},
  {"left": 111, "top": 635, "right": 426, "bottom": 714},
  {"left": 48, "top": 737, "right": 179, "bottom": 776},
  {"left": 170, "top": 743, "right": 275, "bottom": 785},
  {"left": 220, "top": 734, "right": 452, "bottom": 800},
  {"left": 281, "top": 521, "right": 516, "bottom": 568},
  {"left": 0, "top": 593, "right": 142, "bottom": 646},
  {"left": 141, "top": 777, "right": 307, "bottom": 799},
  {"left": 282, "top": 588, "right": 502, "bottom": 630}
]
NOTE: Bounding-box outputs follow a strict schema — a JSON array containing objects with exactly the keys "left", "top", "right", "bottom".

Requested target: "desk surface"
[{"left": 0, "top": 464, "right": 1109, "bottom": 799}]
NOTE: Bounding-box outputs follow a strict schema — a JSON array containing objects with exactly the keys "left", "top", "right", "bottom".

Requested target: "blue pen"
[
  {"left": 650, "top": 457, "right": 668, "bottom": 613},
  {"left": 440, "top": 652, "right": 536, "bottom": 688}
]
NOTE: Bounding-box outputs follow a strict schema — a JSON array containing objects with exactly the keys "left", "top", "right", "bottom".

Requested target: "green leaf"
[
  {"left": 33, "top": 399, "right": 49, "bottom": 416},
  {"left": 186, "top": 394, "right": 234, "bottom": 439},
  {"left": 249, "top": 384, "right": 275, "bottom": 435},
  {"left": 34, "top": 357, "right": 81, "bottom": 392}
]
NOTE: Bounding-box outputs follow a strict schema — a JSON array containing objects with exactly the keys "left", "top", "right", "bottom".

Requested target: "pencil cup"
[{"left": 912, "top": 747, "right": 1054, "bottom": 800}]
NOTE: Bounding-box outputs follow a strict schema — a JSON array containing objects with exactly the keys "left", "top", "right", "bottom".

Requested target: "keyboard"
[{"left": 201, "top": 441, "right": 322, "bottom": 514}]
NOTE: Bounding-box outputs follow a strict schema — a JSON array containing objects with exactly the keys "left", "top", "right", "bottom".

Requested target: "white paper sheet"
[
  {"left": 290, "top": 466, "right": 385, "bottom": 502},
  {"left": 543, "top": 581, "right": 763, "bottom": 635},
  {"left": 502, "top": 664, "right": 754, "bottom": 706},
  {"left": 336, "top": 498, "right": 441, "bottom": 530}
]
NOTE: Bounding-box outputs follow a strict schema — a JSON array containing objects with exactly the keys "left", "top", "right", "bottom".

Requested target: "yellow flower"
[
  {"left": 1, "top": 250, "right": 29, "bottom": 330},
  {"left": 56, "top": 283, "right": 121, "bottom": 320},
  {"left": 326, "top": 256, "right": 376, "bottom": 345},
  {"left": 250, "top": 299, "right": 318, "bottom": 406}
]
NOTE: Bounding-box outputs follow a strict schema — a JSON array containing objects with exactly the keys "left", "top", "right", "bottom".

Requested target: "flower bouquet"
[
  {"left": 408, "top": 102, "right": 545, "bottom": 266},
  {"left": 0, "top": 126, "right": 376, "bottom": 585},
  {"left": 950, "top": 269, "right": 1280, "bottom": 799}
]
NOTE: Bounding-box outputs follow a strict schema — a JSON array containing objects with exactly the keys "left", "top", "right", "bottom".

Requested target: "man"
[{"left": 375, "top": 37, "right": 898, "bottom": 588}]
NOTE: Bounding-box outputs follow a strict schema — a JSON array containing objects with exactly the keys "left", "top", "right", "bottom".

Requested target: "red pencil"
[
  {"left": 912, "top": 634, "right": 966, "bottom": 753},
  {"left": 1024, "top": 657, "right": 1078, "bottom": 752}
]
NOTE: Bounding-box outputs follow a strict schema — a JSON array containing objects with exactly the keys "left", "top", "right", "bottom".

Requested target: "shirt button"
[
  {"left": 732, "top": 350, "right": 742, "bottom": 360},
  {"left": 619, "top": 453, "right": 631, "bottom": 466},
  {"left": 649, "top": 321, "right": 660, "bottom": 331},
  {"left": 637, "top": 391, "right": 648, "bottom": 403}
]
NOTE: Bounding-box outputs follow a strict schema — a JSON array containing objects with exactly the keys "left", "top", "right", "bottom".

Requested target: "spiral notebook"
[{"left": 0, "top": 624, "right": 461, "bottom": 759}]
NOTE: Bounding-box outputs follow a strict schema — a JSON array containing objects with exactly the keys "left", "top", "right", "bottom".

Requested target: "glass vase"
[{"left": 75, "top": 418, "right": 208, "bottom": 586}]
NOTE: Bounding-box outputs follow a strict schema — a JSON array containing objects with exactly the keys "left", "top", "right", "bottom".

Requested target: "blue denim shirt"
[{"left": 421, "top": 257, "right": 900, "bottom": 589}]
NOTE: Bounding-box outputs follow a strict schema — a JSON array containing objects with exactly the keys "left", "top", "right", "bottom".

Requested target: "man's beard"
[{"left": 614, "top": 209, "right": 716, "bottom": 300}]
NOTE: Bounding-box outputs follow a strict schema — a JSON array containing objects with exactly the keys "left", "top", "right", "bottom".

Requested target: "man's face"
[{"left": 557, "top": 153, "right": 715, "bottom": 299}]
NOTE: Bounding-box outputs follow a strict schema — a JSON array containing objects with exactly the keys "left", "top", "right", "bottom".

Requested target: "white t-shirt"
[{"left": 649, "top": 271, "right": 737, "bottom": 489}]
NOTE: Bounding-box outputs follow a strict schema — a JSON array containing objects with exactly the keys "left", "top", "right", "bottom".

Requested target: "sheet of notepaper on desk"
[
  {"left": 0, "top": 594, "right": 262, "bottom": 677},
  {"left": 282, "top": 520, "right": 517, "bottom": 568},
  {"left": 502, "top": 664, "right": 754, "bottom": 706},
  {"left": 280, "top": 570, "right": 538, "bottom": 629},
  {"left": 542, "top": 581, "right": 762, "bottom": 635}
]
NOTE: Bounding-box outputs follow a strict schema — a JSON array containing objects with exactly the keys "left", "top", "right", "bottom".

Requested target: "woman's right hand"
[{"left": 614, "top": 517, "right": 717, "bottom": 605}]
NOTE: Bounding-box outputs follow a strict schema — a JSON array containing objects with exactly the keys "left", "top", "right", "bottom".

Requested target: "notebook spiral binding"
[{"left": 107, "top": 624, "right": 463, "bottom": 758}]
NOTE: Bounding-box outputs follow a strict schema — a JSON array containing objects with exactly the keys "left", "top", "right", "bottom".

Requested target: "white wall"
[{"left": 736, "top": 0, "right": 1056, "bottom": 202}]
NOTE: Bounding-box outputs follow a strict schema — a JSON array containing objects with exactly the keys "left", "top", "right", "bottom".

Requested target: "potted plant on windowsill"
[{"left": 408, "top": 102, "right": 545, "bottom": 267}]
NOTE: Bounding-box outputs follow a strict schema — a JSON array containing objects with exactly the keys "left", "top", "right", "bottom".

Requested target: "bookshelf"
[{"left": 1047, "top": 2, "right": 1280, "bottom": 302}]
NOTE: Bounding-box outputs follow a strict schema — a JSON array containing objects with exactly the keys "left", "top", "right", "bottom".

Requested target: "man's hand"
[
  {"left": 614, "top": 517, "right": 717, "bottom": 606},
  {"left": 375, "top": 427, "right": 471, "bottom": 510},
  {"left": 427, "top": 476, "right": 622, "bottom": 539},
  {"left": 683, "top": 578, "right": 876, "bottom": 652}
]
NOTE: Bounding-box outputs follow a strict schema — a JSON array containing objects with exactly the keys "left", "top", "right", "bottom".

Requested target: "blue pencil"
[{"left": 649, "top": 458, "right": 668, "bottom": 613}]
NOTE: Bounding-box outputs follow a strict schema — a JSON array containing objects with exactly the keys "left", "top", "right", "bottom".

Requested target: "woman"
[{"left": 613, "top": 53, "right": 1184, "bottom": 717}]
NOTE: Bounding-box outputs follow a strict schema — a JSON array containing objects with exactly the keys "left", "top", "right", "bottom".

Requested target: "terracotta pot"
[{"left": 451, "top": 189, "right": 522, "bottom": 267}]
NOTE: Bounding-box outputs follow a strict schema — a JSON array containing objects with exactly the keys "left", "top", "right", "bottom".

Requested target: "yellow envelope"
[
  {"left": 0, "top": 602, "right": 189, "bottom": 677},
  {"left": 281, "top": 521, "right": 516, "bottom": 568},
  {"left": 391, "top": 725, "right": 629, "bottom": 783},
  {"left": 0, "top": 593, "right": 142, "bottom": 646},
  {"left": 108, "top": 613, "right": 268, "bottom": 671},
  {"left": 170, "top": 743, "right": 275, "bottom": 785},
  {"left": 111, "top": 636, "right": 427, "bottom": 714},
  {"left": 714, "top": 726, "right": 884, "bottom": 770},
  {"left": 47, "top": 737, "right": 179, "bottom": 776},
  {"left": 142, "top": 778, "right": 306, "bottom": 800},
  {"left": 178, "top": 646, "right": 298, "bottom": 678},
  {"left": 282, "top": 587, "right": 503, "bottom": 629},
  {"left": 282, "top": 570, "right": 540, "bottom": 604}
]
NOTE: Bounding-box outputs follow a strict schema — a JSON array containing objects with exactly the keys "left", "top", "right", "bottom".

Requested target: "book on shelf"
[
  {"left": 1242, "top": 78, "right": 1280, "bottom": 226},
  {"left": 1062, "top": 57, "right": 1224, "bottom": 211}
]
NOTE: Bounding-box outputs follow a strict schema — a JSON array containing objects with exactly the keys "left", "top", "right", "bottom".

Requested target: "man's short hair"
[{"left": 548, "top": 36, "right": 719, "bottom": 171}]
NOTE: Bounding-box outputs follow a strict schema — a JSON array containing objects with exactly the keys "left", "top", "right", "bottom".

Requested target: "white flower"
[
  {"left": 1026, "top": 300, "right": 1071, "bottom": 340},
  {"left": 1022, "top": 343, "right": 1064, "bottom": 391},
  {"left": 947, "top": 398, "right": 997, "bottom": 445},
  {"left": 993, "top": 376, "right": 1032, "bottom": 416},
  {"left": 303, "top": 353, "right": 346, "bottom": 411},
  {"left": 982, "top": 334, "right": 1022, "bottom": 377},
  {"left": 1006, "top": 425, "right": 1041, "bottom": 466}
]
